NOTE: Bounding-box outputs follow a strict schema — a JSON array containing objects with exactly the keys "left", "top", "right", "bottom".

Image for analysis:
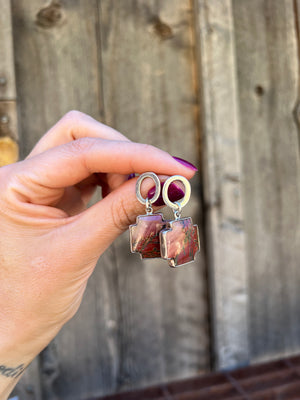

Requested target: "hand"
[{"left": 0, "top": 111, "right": 196, "bottom": 399}]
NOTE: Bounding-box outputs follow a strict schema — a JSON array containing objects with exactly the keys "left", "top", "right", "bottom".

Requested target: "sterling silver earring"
[
  {"left": 129, "top": 172, "right": 166, "bottom": 259},
  {"left": 159, "top": 175, "right": 200, "bottom": 267}
]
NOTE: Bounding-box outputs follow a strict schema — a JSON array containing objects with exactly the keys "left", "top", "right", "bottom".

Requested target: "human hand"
[{"left": 0, "top": 111, "right": 196, "bottom": 398}]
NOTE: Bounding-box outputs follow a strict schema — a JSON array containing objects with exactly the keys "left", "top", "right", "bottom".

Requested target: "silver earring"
[
  {"left": 129, "top": 172, "right": 166, "bottom": 259},
  {"left": 159, "top": 175, "right": 200, "bottom": 267}
]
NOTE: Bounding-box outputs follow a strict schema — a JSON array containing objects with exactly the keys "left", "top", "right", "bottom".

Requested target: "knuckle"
[
  {"left": 111, "top": 196, "right": 134, "bottom": 232},
  {"left": 63, "top": 110, "right": 85, "bottom": 124},
  {"left": 67, "top": 138, "right": 95, "bottom": 173},
  {"left": 0, "top": 167, "right": 21, "bottom": 213},
  {"left": 141, "top": 143, "right": 156, "bottom": 153},
  {"left": 69, "top": 137, "right": 94, "bottom": 154},
  {"left": 60, "top": 110, "right": 86, "bottom": 134}
]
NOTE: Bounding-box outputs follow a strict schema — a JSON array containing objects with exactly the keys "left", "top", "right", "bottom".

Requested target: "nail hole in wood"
[{"left": 255, "top": 85, "right": 264, "bottom": 96}]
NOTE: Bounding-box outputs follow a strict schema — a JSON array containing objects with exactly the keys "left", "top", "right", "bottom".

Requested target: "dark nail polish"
[
  {"left": 127, "top": 173, "right": 136, "bottom": 180},
  {"left": 173, "top": 156, "right": 198, "bottom": 171},
  {"left": 147, "top": 182, "right": 185, "bottom": 207}
]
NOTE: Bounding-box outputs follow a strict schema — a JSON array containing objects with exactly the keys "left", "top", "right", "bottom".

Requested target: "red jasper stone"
[
  {"left": 129, "top": 214, "right": 166, "bottom": 259},
  {"left": 160, "top": 217, "right": 200, "bottom": 267}
]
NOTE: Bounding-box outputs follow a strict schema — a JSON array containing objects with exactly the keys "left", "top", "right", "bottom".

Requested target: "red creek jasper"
[
  {"left": 129, "top": 214, "right": 166, "bottom": 259},
  {"left": 159, "top": 217, "right": 200, "bottom": 267}
]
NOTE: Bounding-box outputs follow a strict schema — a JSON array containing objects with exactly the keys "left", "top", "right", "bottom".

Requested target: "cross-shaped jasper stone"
[
  {"left": 160, "top": 217, "right": 200, "bottom": 267},
  {"left": 129, "top": 213, "right": 166, "bottom": 259}
]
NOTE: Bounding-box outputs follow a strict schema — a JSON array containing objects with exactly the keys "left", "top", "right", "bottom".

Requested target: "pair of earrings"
[{"left": 129, "top": 172, "right": 200, "bottom": 267}]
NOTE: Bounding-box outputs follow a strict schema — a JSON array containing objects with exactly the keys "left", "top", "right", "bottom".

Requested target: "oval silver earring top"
[
  {"left": 162, "top": 175, "right": 191, "bottom": 218},
  {"left": 136, "top": 172, "right": 161, "bottom": 206},
  {"left": 130, "top": 172, "right": 166, "bottom": 259}
]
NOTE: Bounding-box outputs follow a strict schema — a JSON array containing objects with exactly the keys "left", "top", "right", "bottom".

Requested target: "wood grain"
[
  {"left": 11, "top": 1, "right": 119, "bottom": 399},
  {"left": 0, "top": 101, "right": 18, "bottom": 141},
  {"left": 0, "top": 0, "right": 16, "bottom": 101},
  {"left": 193, "top": 0, "right": 249, "bottom": 369},
  {"left": 11, "top": 0, "right": 103, "bottom": 158},
  {"left": 0, "top": 0, "right": 18, "bottom": 158},
  {"left": 99, "top": 0, "right": 210, "bottom": 391},
  {"left": 10, "top": 0, "right": 210, "bottom": 398},
  {"left": 233, "top": 0, "right": 300, "bottom": 362},
  {"left": 3, "top": 0, "right": 300, "bottom": 398}
]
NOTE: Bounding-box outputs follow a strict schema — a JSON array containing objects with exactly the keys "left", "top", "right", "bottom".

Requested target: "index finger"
[
  {"left": 18, "top": 138, "right": 196, "bottom": 190},
  {"left": 28, "top": 111, "right": 131, "bottom": 158}
]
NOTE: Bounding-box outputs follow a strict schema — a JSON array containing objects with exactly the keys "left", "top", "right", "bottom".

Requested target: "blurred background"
[{"left": 1, "top": 0, "right": 300, "bottom": 399}]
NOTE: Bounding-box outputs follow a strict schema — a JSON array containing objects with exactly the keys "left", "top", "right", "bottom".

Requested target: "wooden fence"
[{"left": 0, "top": 1, "right": 299, "bottom": 399}]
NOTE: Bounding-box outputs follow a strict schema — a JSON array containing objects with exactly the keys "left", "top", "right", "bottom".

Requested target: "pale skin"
[{"left": 0, "top": 111, "right": 195, "bottom": 399}]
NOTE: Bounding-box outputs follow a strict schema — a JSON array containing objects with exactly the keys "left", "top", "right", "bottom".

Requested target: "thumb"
[{"left": 62, "top": 176, "right": 161, "bottom": 258}]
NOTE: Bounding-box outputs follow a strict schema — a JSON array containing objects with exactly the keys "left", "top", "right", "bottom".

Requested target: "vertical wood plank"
[
  {"left": 99, "top": 0, "right": 210, "bottom": 391},
  {"left": 233, "top": 0, "right": 300, "bottom": 362},
  {"left": 11, "top": 0, "right": 210, "bottom": 398},
  {"left": 1, "top": 1, "right": 39, "bottom": 399},
  {"left": 0, "top": 0, "right": 16, "bottom": 101},
  {"left": 0, "top": 0, "right": 19, "bottom": 164},
  {"left": 11, "top": 1, "right": 119, "bottom": 399},
  {"left": 0, "top": 101, "right": 18, "bottom": 141},
  {"left": 193, "top": 0, "right": 250, "bottom": 369},
  {"left": 11, "top": 0, "right": 103, "bottom": 158}
]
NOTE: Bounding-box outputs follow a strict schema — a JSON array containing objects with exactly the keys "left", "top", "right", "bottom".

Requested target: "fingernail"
[
  {"left": 127, "top": 173, "right": 136, "bottom": 180},
  {"left": 148, "top": 182, "right": 185, "bottom": 207},
  {"left": 173, "top": 156, "right": 198, "bottom": 171}
]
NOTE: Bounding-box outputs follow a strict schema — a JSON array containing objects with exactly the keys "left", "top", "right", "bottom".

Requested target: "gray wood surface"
[
  {"left": 0, "top": 101, "right": 18, "bottom": 141},
  {"left": 10, "top": 1, "right": 117, "bottom": 399},
  {"left": 4, "top": 0, "right": 300, "bottom": 399},
  {"left": 194, "top": 0, "right": 249, "bottom": 369},
  {"left": 0, "top": 0, "right": 16, "bottom": 101},
  {"left": 0, "top": 0, "right": 18, "bottom": 160},
  {"left": 100, "top": 0, "right": 209, "bottom": 390},
  {"left": 0, "top": 2, "right": 39, "bottom": 399},
  {"left": 10, "top": 1, "right": 209, "bottom": 399},
  {"left": 233, "top": 0, "right": 300, "bottom": 362}
]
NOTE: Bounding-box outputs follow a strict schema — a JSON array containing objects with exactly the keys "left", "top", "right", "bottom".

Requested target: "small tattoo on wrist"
[{"left": 0, "top": 363, "right": 25, "bottom": 379}]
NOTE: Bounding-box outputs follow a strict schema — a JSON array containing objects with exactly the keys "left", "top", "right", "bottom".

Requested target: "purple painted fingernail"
[
  {"left": 127, "top": 173, "right": 136, "bottom": 180},
  {"left": 147, "top": 182, "right": 185, "bottom": 207},
  {"left": 173, "top": 156, "right": 198, "bottom": 171}
]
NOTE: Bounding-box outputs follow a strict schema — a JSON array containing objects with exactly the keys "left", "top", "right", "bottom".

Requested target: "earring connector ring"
[
  {"left": 162, "top": 175, "right": 191, "bottom": 210},
  {"left": 135, "top": 172, "right": 161, "bottom": 205}
]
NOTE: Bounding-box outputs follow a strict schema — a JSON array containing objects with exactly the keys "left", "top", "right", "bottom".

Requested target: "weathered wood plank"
[
  {"left": 0, "top": 101, "right": 18, "bottom": 141},
  {"left": 193, "top": 0, "right": 249, "bottom": 369},
  {"left": 11, "top": 1, "right": 119, "bottom": 399},
  {"left": 100, "top": 0, "right": 210, "bottom": 391},
  {"left": 0, "top": 0, "right": 19, "bottom": 167},
  {"left": 11, "top": 0, "right": 210, "bottom": 397},
  {"left": 11, "top": 0, "right": 103, "bottom": 158},
  {"left": 233, "top": 0, "right": 300, "bottom": 362},
  {"left": 0, "top": 1, "right": 34, "bottom": 399},
  {"left": 0, "top": 0, "right": 16, "bottom": 101}
]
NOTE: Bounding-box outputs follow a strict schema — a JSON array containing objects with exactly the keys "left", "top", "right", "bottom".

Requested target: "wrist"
[
  {"left": 0, "top": 363, "right": 27, "bottom": 400},
  {"left": 0, "top": 330, "right": 44, "bottom": 400},
  {"left": 0, "top": 349, "right": 31, "bottom": 400},
  {"left": 0, "top": 325, "right": 54, "bottom": 399}
]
